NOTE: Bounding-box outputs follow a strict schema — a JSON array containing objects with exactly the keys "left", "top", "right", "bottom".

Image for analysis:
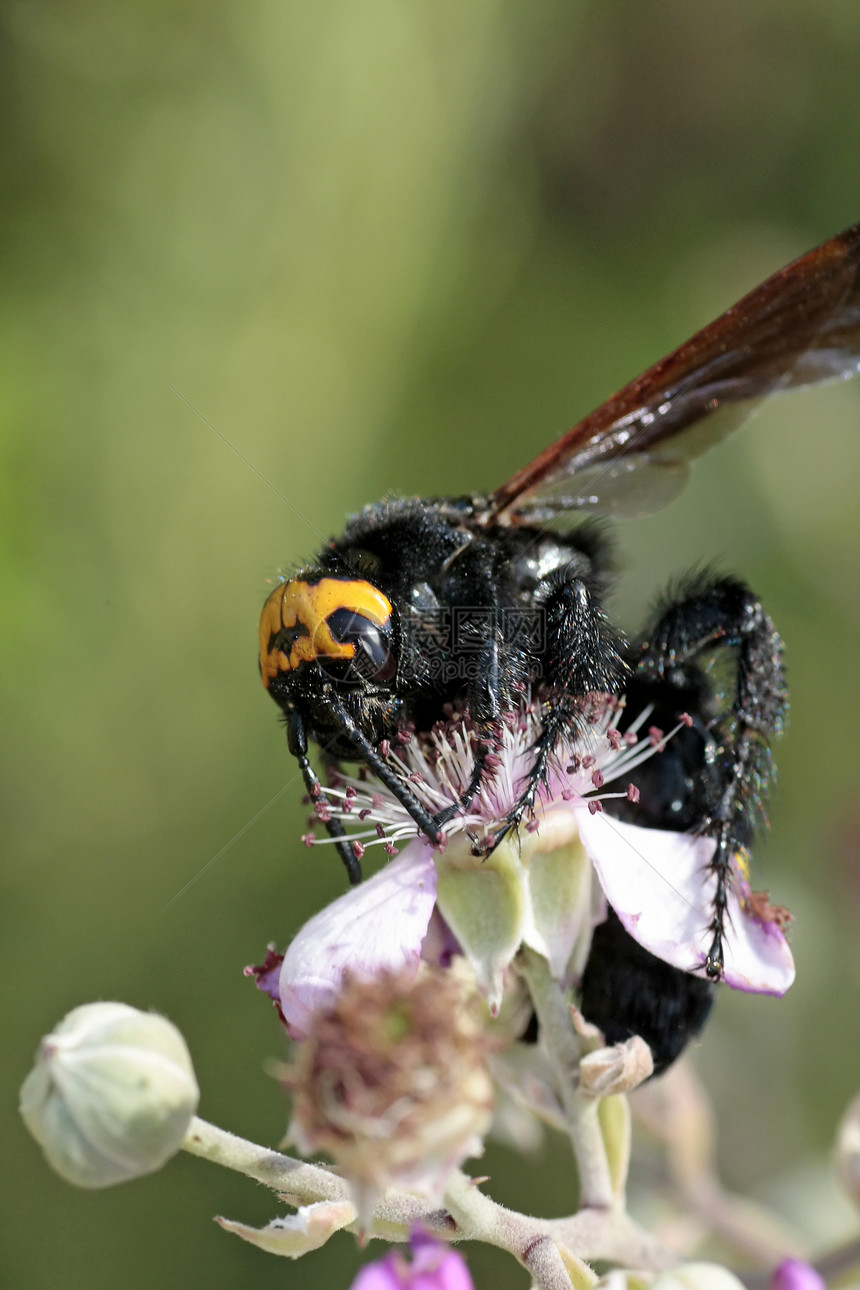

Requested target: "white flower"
[
  {"left": 277, "top": 694, "right": 794, "bottom": 1033},
  {"left": 651, "top": 1263, "right": 749, "bottom": 1290}
]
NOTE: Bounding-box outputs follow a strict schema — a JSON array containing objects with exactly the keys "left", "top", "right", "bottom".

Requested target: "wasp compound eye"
[{"left": 322, "top": 609, "right": 396, "bottom": 685}]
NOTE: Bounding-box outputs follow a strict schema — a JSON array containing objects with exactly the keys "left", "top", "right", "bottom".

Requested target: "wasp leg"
[
  {"left": 325, "top": 694, "right": 443, "bottom": 850},
  {"left": 483, "top": 572, "right": 627, "bottom": 853},
  {"left": 590, "top": 675, "right": 717, "bottom": 1072},
  {"left": 287, "top": 708, "right": 362, "bottom": 885},
  {"left": 635, "top": 574, "right": 787, "bottom": 978},
  {"left": 434, "top": 630, "right": 506, "bottom": 828},
  {"left": 433, "top": 742, "right": 493, "bottom": 827}
]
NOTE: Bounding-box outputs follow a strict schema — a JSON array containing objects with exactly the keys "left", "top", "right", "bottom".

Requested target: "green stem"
[{"left": 518, "top": 946, "right": 615, "bottom": 1210}]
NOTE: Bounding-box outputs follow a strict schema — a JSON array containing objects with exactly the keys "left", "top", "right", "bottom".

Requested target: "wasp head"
[{"left": 259, "top": 577, "right": 397, "bottom": 696}]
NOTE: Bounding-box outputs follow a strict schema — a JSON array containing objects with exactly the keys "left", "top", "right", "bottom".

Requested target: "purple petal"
[
  {"left": 244, "top": 945, "right": 283, "bottom": 1002},
  {"left": 350, "top": 1254, "right": 403, "bottom": 1290},
  {"left": 349, "top": 1242, "right": 474, "bottom": 1290},
  {"left": 412, "top": 1249, "right": 473, "bottom": 1290},
  {"left": 409, "top": 1230, "right": 474, "bottom": 1289},
  {"left": 769, "top": 1260, "right": 826, "bottom": 1290},
  {"left": 420, "top": 908, "right": 462, "bottom": 969},
  {"left": 576, "top": 810, "right": 795, "bottom": 995},
  {"left": 280, "top": 846, "right": 437, "bottom": 1039}
]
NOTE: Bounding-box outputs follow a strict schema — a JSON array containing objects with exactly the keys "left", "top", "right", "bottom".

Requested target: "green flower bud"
[
  {"left": 837, "top": 1090, "right": 860, "bottom": 1211},
  {"left": 651, "top": 1264, "right": 748, "bottom": 1290},
  {"left": 20, "top": 1002, "right": 199, "bottom": 1189}
]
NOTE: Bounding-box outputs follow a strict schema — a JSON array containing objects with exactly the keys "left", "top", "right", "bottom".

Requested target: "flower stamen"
[{"left": 308, "top": 693, "right": 686, "bottom": 859}]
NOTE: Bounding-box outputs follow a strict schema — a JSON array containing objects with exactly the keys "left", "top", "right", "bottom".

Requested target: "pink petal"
[
  {"left": 411, "top": 1243, "right": 474, "bottom": 1290},
  {"left": 245, "top": 945, "right": 283, "bottom": 1002},
  {"left": 349, "top": 1238, "right": 474, "bottom": 1290},
  {"left": 420, "top": 908, "right": 461, "bottom": 969},
  {"left": 350, "top": 1255, "right": 402, "bottom": 1290},
  {"left": 769, "top": 1261, "right": 826, "bottom": 1290},
  {"left": 575, "top": 810, "right": 795, "bottom": 995},
  {"left": 280, "top": 846, "right": 438, "bottom": 1039},
  {"left": 412, "top": 1252, "right": 474, "bottom": 1290}
]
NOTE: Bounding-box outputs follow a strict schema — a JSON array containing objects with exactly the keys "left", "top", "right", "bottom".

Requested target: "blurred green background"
[{"left": 4, "top": 2, "right": 860, "bottom": 1287}]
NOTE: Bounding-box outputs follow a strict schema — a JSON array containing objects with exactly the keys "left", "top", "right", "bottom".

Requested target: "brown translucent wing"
[{"left": 486, "top": 222, "right": 860, "bottom": 526}]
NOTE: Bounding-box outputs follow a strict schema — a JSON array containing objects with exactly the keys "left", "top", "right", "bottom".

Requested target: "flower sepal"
[
  {"left": 217, "top": 1201, "right": 356, "bottom": 1259},
  {"left": 434, "top": 835, "right": 525, "bottom": 1013}
]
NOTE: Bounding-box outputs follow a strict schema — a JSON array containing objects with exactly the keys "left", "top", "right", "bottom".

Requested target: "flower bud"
[
  {"left": 579, "top": 1036, "right": 653, "bottom": 1098},
  {"left": 651, "top": 1264, "right": 748, "bottom": 1290},
  {"left": 285, "top": 964, "right": 493, "bottom": 1224},
  {"left": 20, "top": 1002, "right": 199, "bottom": 1189},
  {"left": 836, "top": 1090, "right": 860, "bottom": 1211}
]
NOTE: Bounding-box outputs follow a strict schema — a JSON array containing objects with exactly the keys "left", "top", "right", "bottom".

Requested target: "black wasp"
[{"left": 260, "top": 223, "right": 860, "bottom": 1072}]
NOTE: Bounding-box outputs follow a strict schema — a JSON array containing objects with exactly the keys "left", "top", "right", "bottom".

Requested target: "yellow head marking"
[{"left": 259, "top": 578, "right": 393, "bottom": 687}]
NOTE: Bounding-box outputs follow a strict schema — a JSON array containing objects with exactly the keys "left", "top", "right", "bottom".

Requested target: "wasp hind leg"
[
  {"left": 580, "top": 575, "right": 784, "bottom": 1073},
  {"left": 634, "top": 574, "right": 787, "bottom": 978}
]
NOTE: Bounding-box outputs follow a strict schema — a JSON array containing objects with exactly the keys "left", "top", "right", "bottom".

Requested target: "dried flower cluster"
[{"left": 285, "top": 964, "right": 493, "bottom": 1221}]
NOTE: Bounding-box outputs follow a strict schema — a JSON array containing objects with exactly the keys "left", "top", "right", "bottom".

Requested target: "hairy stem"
[
  {"left": 181, "top": 1118, "right": 445, "bottom": 1237},
  {"left": 518, "top": 945, "right": 615, "bottom": 1210},
  {"left": 181, "top": 1117, "right": 669, "bottom": 1272}
]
